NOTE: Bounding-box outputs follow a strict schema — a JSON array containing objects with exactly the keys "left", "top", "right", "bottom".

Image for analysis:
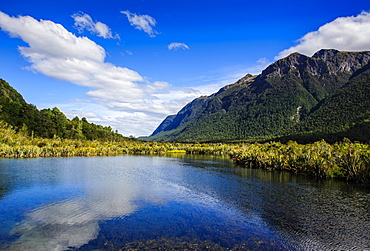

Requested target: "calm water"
[{"left": 0, "top": 154, "right": 369, "bottom": 250}]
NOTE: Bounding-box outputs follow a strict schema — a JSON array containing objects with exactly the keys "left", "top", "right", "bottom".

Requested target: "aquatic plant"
[
  {"left": 230, "top": 139, "right": 370, "bottom": 183},
  {"left": 0, "top": 121, "right": 368, "bottom": 183}
]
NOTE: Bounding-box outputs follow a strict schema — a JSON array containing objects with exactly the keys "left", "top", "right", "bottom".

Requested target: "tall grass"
[
  {"left": 230, "top": 140, "right": 370, "bottom": 183},
  {"left": 0, "top": 121, "right": 368, "bottom": 183},
  {"left": 0, "top": 122, "right": 237, "bottom": 157}
]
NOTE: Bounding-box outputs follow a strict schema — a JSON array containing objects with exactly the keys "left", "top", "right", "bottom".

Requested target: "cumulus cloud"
[
  {"left": 72, "top": 13, "right": 119, "bottom": 39},
  {"left": 168, "top": 42, "right": 190, "bottom": 50},
  {"left": 0, "top": 11, "right": 203, "bottom": 136},
  {"left": 121, "top": 10, "right": 159, "bottom": 37},
  {"left": 0, "top": 13, "right": 106, "bottom": 62},
  {"left": 277, "top": 11, "right": 370, "bottom": 59},
  {"left": 72, "top": 12, "right": 119, "bottom": 39}
]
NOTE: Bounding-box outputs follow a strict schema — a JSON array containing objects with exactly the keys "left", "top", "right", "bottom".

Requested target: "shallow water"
[{"left": 0, "top": 155, "right": 369, "bottom": 250}]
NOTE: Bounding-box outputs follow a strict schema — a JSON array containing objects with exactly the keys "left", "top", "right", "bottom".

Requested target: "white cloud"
[
  {"left": 121, "top": 10, "right": 159, "bottom": 37},
  {"left": 168, "top": 42, "right": 190, "bottom": 50},
  {"left": 277, "top": 11, "right": 370, "bottom": 59},
  {"left": 72, "top": 12, "right": 119, "bottom": 39},
  {"left": 0, "top": 13, "right": 105, "bottom": 62},
  {"left": 0, "top": 11, "right": 205, "bottom": 136},
  {"left": 0, "top": 12, "right": 271, "bottom": 137}
]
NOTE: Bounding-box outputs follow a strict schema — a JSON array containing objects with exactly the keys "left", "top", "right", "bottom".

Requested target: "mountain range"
[{"left": 146, "top": 49, "right": 370, "bottom": 143}]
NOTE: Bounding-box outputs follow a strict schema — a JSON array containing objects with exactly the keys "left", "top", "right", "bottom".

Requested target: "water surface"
[{"left": 0, "top": 155, "right": 369, "bottom": 250}]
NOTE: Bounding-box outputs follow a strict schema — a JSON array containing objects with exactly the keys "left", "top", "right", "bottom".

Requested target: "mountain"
[
  {"left": 0, "top": 79, "right": 27, "bottom": 105},
  {"left": 147, "top": 49, "right": 370, "bottom": 142},
  {"left": 0, "top": 78, "right": 129, "bottom": 141}
]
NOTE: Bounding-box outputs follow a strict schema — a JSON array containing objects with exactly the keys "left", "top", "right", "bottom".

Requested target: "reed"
[
  {"left": 0, "top": 121, "right": 368, "bottom": 183},
  {"left": 230, "top": 140, "right": 370, "bottom": 183}
]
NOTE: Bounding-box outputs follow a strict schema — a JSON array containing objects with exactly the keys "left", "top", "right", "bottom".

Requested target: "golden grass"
[{"left": 0, "top": 121, "right": 368, "bottom": 183}]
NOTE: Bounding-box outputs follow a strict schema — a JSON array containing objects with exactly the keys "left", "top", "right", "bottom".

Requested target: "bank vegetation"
[{"left": 0, "top": 121, "right": 368, "bottom": 183}]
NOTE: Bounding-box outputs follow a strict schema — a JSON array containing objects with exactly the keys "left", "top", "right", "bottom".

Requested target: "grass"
[
  {"left": 230, "top": 139, "right": 370, "bottom": 183},
  {"left": 0, "top": 121, "right": 369, "bottom": 183},
  {"left": 166, "top": 150, "right": 187, "bottom": 153}
]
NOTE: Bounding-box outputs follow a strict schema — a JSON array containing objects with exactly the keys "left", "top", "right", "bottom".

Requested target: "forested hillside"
[
  {"left": 287, "top": 61, "right": 370, "bottom": 143},
  {"left": 0, "top": 79, "right": 129, "bottom": 141},
  {"left": 147, "top": 49, "right": 370, "bottom": 143}
]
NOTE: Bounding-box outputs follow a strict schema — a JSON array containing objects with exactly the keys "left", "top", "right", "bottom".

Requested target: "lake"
[{"left": 0, "top": 154, "right": 369, "bottom": 250}]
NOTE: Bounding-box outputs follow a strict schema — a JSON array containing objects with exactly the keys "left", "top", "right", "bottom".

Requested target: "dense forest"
[{"left": 0, "top": 78, "right": 130, "bottom": 141}]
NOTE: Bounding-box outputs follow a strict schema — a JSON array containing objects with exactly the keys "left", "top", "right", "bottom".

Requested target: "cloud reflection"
[
  {"left": 4, "top": 156, "right": 267, "bottom": 251},
  {"left": 9, "top": 176, "right": 139, "bottom": 250}
]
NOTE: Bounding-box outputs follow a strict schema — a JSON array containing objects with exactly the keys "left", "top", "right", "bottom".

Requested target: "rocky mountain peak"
[
  {"left": 312, "top": 49, "right": 340, "bottom": 60},
  {"left": 261, "top": 49, "right": 370, "bottom": 79},
  {"left": 261, "top": 52, "right": 308, "bottom": 77},
  {"left": 312, "top": 49, "right": 370, "bottom": 74}
]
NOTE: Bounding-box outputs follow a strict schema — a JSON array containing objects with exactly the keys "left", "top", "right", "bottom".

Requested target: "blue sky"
[{"left": 0, "top": 0, "right": 369, "bottom": 136}]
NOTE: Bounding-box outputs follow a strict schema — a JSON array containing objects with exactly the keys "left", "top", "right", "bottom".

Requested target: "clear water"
[{"left": 0, "top": 154, "right": 369, "bottom": 250}]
